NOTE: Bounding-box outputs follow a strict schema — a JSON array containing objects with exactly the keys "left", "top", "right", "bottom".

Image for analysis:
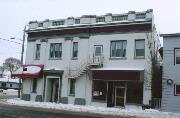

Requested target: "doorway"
[
  {"left": 94, "top": 45, "right": 103, "bottom": 63},
  {"left": 46, "top": 78, "right": 59, "bottom": 102},
  {"left": 115, "top": 87, "right": 126, "bottom": 107}
]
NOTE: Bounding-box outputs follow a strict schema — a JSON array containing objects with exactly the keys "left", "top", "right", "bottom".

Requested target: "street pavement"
[
  {"left": 0, "top": 91, "right": 131, "bottom": 118},
  {"left": 0, "top": 104, "right": 105, "bottom": 118}
]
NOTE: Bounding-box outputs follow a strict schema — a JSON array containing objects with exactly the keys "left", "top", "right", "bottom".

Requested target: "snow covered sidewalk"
[{"left": 5, "top": 99, "right": 180, "bottom": 118}]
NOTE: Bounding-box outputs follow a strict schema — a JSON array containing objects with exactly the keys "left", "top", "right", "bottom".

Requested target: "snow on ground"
[
  {"left": 5, "top": 99, "right": 180, "bottom": 118},
  {"left": 3, "top": 89, "right": 18, "bottom": 96},
  {"left": 0, "top": 89, "right": 18, "bottom": 96}
]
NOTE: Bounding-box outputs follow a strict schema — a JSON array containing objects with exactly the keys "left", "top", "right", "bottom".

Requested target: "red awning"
[{"left": 11, "top": 65, "right": 44, "bottom": 78}]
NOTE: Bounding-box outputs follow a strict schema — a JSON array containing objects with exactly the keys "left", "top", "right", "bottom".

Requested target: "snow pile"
[
  {"left": 2, "top": 89, "right": 18, "bottom": 96},
  {"left": 6, "top": 99, "right": 180, "bottom": 118}
]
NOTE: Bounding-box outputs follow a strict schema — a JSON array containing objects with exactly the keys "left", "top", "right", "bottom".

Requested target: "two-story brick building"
[{"left": 12, "top": 9, "right": 160, "bottom": 108}]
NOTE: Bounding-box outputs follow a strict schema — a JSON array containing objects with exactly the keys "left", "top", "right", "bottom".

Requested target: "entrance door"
[
  {"left": 115, "top": 87, "right": 125, "bottom": 107},
  {"left": 49, "top": 78, "right": 59, "bottom": 102},
  {"left": 94, "top": 45, "right": 103, "bottom": 63}
]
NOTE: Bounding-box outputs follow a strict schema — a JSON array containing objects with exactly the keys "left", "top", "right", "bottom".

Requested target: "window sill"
[
  {"left": 71, "top": 57, "right": 78, "bottom": 60},
  {"left": 134, "top": 56, "right": 145, "bottom": 59},
  {"left": 109, "top": 57, "right": 126, "bottom": 60},
  {"left": 31, "top": 91, "right": 37, "bottom": 93},
  {"left": 48, "top": 58, "right": 62, "bottom": 60},
  {"left": 69, "top": 94, "right": 75, "bottom": 97}
]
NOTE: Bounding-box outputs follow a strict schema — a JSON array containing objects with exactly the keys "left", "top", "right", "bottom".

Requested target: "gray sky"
[{"left": 0, "top": 0, "right": 179, "bottom": 64}]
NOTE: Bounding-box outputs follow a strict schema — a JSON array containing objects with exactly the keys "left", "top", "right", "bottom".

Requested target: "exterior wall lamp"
[{"left": 167, "top": 79, "right": 173, "bottom": 85}]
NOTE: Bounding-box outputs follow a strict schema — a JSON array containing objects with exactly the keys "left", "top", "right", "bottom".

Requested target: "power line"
[{"left": 0, "top": 38, "right": 22, "bottom": 45}]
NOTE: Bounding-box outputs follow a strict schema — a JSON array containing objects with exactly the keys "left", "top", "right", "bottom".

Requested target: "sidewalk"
[{"left": 2, "top": 99, "right": 180, "bottom": 118}]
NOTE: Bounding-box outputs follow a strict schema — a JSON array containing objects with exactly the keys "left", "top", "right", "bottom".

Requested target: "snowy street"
[
  {"left": 2, "top": 99, "right": 180, "bottom": 118},
  {"left": 0, "top": 103, "right": 104, "bottom": 118}
]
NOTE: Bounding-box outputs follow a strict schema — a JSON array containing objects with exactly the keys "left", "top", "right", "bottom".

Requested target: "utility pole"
[{"left": 18, "top": 26, "right": 26, "bottom": 98}]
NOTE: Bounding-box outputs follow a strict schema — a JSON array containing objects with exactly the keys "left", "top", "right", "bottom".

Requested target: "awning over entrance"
[
  {"left": 11, "top": 65, "right": 44, "bottom": 78},
  {"left": 92, "top": 68, "right": 144, "bottom": 81}
]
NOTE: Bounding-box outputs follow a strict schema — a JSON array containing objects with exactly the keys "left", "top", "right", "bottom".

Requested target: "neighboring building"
[
  {"left": 161, "top": 33, "right": 180, "bottom": 113},
  {"left": 12, "top": 9, "right": 161, "bottom": 108},
  {"left": 0, "top": 77, "right": 19, "bottom": 90}
]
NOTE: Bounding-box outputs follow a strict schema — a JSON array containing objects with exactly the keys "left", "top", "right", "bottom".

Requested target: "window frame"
[
  {"left": 49, "top": 43, "right": 62, "bottom": 59},
  {"left": 72, "top": 42, "right": 78, "bottom": 59},
  {"left": 35, "top": 44, "right": 41, "bottom": 60},
  {"left": 174, "top": 84, "right": 180, "bottom": 96},
  {"left": 69, "top": 79, "right": 75, "bottom": 96},
  {"left": 174, "top": 48, "right": 180, "bottom": 65},
  {"left": 134, "top": 39, "right": 145, "bottom": 58},
  {"left": 92, "top": 80, "right": 107, "bottom": 102},
  {"left": 110, "top": 40, "right": 127, "bottom": 58},
  {"left": 32, "top": 78, "right": 37, "bottom": 93}
]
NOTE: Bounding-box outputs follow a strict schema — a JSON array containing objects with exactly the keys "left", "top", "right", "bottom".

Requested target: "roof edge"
[{"left": 160, "top": 33, "right": 180, "bottom": 37}]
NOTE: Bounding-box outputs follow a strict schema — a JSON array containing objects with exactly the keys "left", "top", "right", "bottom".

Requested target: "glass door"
[
  {"left": 94, "top": 45, "right": 103, "bottom": 63},
  {"left": 115, "top": 87, "right": 125, "bottom": 107}
]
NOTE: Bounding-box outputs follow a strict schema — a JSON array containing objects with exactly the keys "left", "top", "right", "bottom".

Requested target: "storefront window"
[
  {"left": 92, "top": 80, "right": 107, "bottom": 101},
  {"left": 126, "top": 82, "right": 143, "bottom": 104}
]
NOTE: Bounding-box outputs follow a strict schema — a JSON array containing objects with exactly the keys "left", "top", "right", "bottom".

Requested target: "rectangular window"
[
  {"left": 35, "top": 44, "right": 41, "bottom": 60},
  {"left": 110, "top": 40, "right": 127, "bottom": 57},
  {"left": 10, "top": 84, "right": 12, "bottom": 87},
  {"left": 32, "top": 79, "right": 37, "bottom": 93},
  {"left": 92, "top": 80, "right": 107, "bottom": 101},
  {"left": 49, "top": 43, "right": 62, "bottom": 59},
  {"left": 135, "top": 39, "right": 145, "bottom": 57},
  {"left": 69, "top": 79, "right": 75, "bottom": 95},
  {"left": 175, "top": 84, "right": 180, "bottom": 96},
  {"left": 175, "top": 49, "right": 180, "bottom": 64},
  {"left": 72, "top": 42, "right": 78, "bottom": 58}
]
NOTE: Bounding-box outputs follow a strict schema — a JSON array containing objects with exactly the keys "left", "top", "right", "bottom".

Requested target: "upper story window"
[
  {"left": 175, "top": 48, "right": 180, "bottom": 64},
  {"left": 72, "top": 42, "right": 78, "bottom": 58},
  {"left": 75, "top": 19, "right": 80, "bottom": 24},
  {"left": 52, "top": 21, "right": 64, "bottom": 26},
  {"left": 96, "top": 17, "right": 105, "bottom": 23},
  {"left": 49, "top": 43, "right": 62, "bottom": 59},
  {"left": 135, "top": 39, "right": 145, "bottom": 58},
  {"left": 112, "top": 15, "right": 128, "bottom": 21},
  {"left": 35, "top": 44, "right": 41, "bottom": 60},
  {"left": 110, "top": 40, "right": 127, "bottom": 58}
]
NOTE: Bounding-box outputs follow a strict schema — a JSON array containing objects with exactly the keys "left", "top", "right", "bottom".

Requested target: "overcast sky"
[{"left": 0, "top": 0, "right": 179, "bottom": 64}]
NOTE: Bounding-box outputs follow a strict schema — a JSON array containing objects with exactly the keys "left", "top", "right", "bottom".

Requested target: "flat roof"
[{"left": 160, "top": 33, "right": 180, "bottom": 37}]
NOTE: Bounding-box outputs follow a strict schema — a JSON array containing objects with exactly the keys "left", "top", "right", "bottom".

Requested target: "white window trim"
[{"left": 134, "top": 39, "right": 145, "bottom": 58}]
